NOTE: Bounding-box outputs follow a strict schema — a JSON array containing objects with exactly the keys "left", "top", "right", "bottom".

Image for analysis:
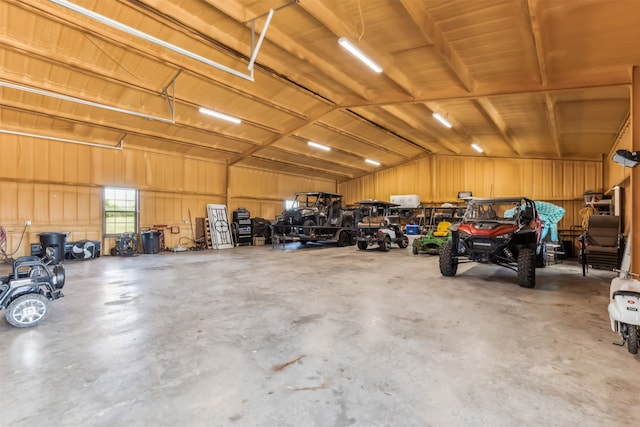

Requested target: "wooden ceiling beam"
[
  {"left": 296, "top": 0, "right": 416, "bottom": 98},
  {"left": 399, "top": 0, "right": 475, "bottom": 92},
  {"left": 228, "top": 105, "right": 336, "bottom": 165},
  {"left": 343, "top": 80, "right": 630, "bottom": 109},
  {"left": 424, "top": 101, "right": 485, "bottom": 156},
  {"left": 475, "top": 98, "right": 522, "bottom": 156},
  {"left": 310, "top": 120, "right": 410, "bottom": 161},
  {"left": 0, "top": 103, "right": 245, "bottom": 157},
  {"left": 525, "top": 0, "right": 548, "bottom": 87},
  {"left": 239, "top": 156, "right": 356, "bottom": 181},
  {"left": 19, "top": 0, "right": 334, "bottom": 111},
  {"left": 379, "top": 105, "right": 459, "bottom": 154},
  {"left": 203, "top": 0, "right": 377, "bottom": 101},
  {"left": 263, "top": 143, "right": 371, "bottom": 175},
  {"left": 544, "top": 93, "right": 563, "bottom": 157}
]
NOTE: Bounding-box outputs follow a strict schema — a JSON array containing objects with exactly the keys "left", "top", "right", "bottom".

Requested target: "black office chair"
[{"left": 579, "top": 215, "right": 621, "bottom": 276}]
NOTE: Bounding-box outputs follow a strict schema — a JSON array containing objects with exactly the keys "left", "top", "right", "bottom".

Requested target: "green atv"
[{"left": 412, "top": 221, "right": 452, "bottom": 255}]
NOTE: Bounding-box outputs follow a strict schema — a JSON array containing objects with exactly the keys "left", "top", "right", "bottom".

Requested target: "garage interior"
[{"left": 0, "top": 0, "right": 639, "bottom": 425}]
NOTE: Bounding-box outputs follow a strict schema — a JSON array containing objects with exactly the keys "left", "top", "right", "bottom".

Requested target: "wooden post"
[{"left": 632, "top": 66, "right": 640, "bottom": 273}]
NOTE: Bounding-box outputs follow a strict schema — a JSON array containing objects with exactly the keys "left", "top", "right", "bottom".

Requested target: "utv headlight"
[{"left": 496, "top": 233, "right": 513, "bottom": 240}]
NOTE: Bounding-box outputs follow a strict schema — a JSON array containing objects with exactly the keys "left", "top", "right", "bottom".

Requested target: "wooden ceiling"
[{"left": 1, "top": 0, "right": 638, "bottom": 182}]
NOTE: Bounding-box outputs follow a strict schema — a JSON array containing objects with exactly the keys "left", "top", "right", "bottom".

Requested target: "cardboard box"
[
  {"left": 253, "top": 236, "right": 266, "bottom": 246},
  {"left": 390, "top": 194, "right": 420, "bottom": 208}
]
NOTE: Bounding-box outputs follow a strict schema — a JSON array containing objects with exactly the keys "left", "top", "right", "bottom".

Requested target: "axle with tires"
[{"left": 0, "top": 250, "right": 65, "bottom": 328}]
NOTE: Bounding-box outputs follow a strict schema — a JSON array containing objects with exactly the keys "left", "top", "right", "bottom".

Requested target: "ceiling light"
[
  {"left": 612, "top": 149, "right": 640, "bottom": 168},
  {"left": 199, "top": 107, "right": 241, "bottom": 124},
  {"left": 365, "top": 159, "right": 381, "bottom": 166},
  {"left": 471, "top": 143, "right": 484, "bottom": 153},
  {"left": 307, "top": 141, "right": 331, "bottom": 151},
  {"left": 338, "top": 37, "right": 383, "bottom": 73},
  {"left": 432, "top": 113, "right": 452, "bottom": 128}
]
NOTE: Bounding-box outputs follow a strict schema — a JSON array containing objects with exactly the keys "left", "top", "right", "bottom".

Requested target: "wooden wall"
[
  {"left": 339, "top": 154, "right": 606, "bottom": 248},
  {"left": 227, "top": 166, "right": 336, "bottom": 221},
  {"left": 2, "top": 130, "right": 628, "bottom": 258},
  {"left": 604, "top": 122, "right": 633, "bottom": 235},
  {"left": 0, "top": 133, "right": 335, "bottom": 256}
]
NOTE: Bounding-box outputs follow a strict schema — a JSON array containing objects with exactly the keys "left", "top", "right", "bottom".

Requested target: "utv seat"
[
  {"left": 357, "top": 216, "right": 389, "bottom": 228},
  {"left": 432, "top": 221, "right": 451, "bottom": 237},
  {"left": 328, "top": 204, "right": 343, "bottom": 226}
]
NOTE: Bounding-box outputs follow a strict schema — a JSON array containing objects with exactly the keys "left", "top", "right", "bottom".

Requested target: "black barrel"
[
  {"left": 141, "top": 230, "right": 161, "bottom": 254},
  {"left": 39, "top": 232, "right": 67, "bottom": 264}
]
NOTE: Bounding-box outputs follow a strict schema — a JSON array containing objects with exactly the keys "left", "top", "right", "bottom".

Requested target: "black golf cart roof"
[
  {"left": 465, "top": 197, "right": 534, "bottom": 205},
  {"left": 294, "top": 192, "right": 342, "bottom": 198},
  {"left": 355, "top": 200, "right": 401, "bottom": 207}
]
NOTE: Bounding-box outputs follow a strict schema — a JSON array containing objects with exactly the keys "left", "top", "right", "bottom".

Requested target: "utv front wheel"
[
  {"left": 412, "top": 245, "right": 419, "bottom": 255},
  {"left": 6, "top": 293, "right": 50, "bottom": 328},
  {"left": 357, "top": 241, "right": 368, "bottom": 251},
  {"left": 439, "top": 241, "right": 458, "bottom": 277},
  {"left": 398, "top": 235, "right": 409, "bottom": 249},
  {"left": 628, "top": 325, "right": 638, "bottom": 355},
  {"left": 517, "top": 248, "right": 536, "bottom": 288}
]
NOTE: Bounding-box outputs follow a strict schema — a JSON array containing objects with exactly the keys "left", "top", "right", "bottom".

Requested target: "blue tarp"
[{"left": 505, "top": 201, "right": 566, "bottom": 241}]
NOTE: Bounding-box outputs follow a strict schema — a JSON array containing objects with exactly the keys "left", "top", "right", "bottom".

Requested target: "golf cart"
[
  {"left": 355, "top": 200, "right": 409, "bottom": 251},
  {"left": 412, "top": 204, "right": 463, "bottom": 255}
]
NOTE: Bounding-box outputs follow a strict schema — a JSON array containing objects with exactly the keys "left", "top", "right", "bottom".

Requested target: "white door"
[{"left": 206, "top": 204, "right": 234, "bottom": 249}]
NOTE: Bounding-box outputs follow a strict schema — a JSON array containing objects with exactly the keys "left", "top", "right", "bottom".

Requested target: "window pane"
[{"left": 104, "top": 187, "right": 137, "bottom": 236}]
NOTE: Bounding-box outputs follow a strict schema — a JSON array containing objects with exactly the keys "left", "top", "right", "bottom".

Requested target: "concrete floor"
[{"left": 1, "top": 242, "right": 638, "bottom": 426}]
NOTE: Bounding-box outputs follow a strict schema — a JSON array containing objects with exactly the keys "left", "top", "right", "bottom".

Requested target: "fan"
[{"left": 71, "top": 240, "right": 95, "bottom": 260}]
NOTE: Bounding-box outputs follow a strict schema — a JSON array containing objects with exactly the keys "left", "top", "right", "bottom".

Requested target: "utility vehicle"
[{"left": 439, "top": 197, "right": 544, "bottom": 288}]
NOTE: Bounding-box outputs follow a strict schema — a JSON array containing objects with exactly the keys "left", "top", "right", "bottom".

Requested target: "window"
[
  {"left": 285, "top": 200, "right": 298, "bottom": 210},
  {"left": 104, "top": 187, "right": 138, "bottom": 236}
]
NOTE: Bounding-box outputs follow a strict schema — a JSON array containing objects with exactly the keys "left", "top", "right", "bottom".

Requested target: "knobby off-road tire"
[
  {"left": 380, "top": 236, "right": 391, "bottom": 252},
  {"left": 439, "top": 241, "right": 458, "bottom": 277},
  {"left": 337, "top": 230, "right": 351, "bottom": 247},
  {"left": 517, "top": 248, "right": 536, "bottom": 288},
  {"left": 412, "top": 245, "right": 419, "bottom": 255},
  {"left": 357, "top": 241, "right": 368, "bottom": 251},
  {"left": 6, "top": 293, "right": 50, "bottom": 328},
  {"left": 398, "top": 235, "right": 409, "bottom": 249},
  {"left": 628, "top": 325, "right": 638, "bottom": 355}
]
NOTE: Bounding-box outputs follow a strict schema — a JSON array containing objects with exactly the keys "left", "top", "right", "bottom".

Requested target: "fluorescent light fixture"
[
  {"left": 49, "top": 0, "right": 269, "bottom": 82},
  {"left": 365, "top": 159, "right": 381, "bottom": 166},
  {"left": 432, "top": 112, "right": 452, "bottom": 128},
  {"left": 0, "top": 129, "right": 123, "bottom": 150},
  {"left": 199, "top": 107, "right": 241, "bottom": 124},
  {"left": 471, "top": 143, "right": 483, "bottom": 153},
  {"left": 307, "top": 141, "right": 331, "bottom": 151},
  {"left": 338, "top": 37, "right": 383, "bottom": 73}
]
